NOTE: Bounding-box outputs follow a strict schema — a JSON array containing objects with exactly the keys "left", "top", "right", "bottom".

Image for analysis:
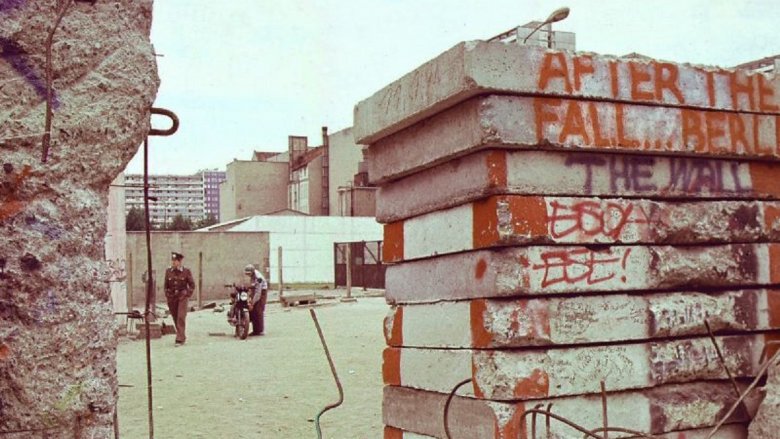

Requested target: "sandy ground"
[{"left": 117, "top": 291, "right": 388, "bottom": 439}]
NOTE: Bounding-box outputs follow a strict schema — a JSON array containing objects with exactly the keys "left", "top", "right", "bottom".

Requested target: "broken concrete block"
[
  {"left": 382, "top": 195, "right": 780, "bottom": 262},
  {"left": 385, "top": 243, "right": 780, "bottom": 303},
  {"left": 0, "top": 0, "right": 158, "bottom": 436},
  {"left": 354, "top": 41, "right": 780, "bottom": 144},
  {"left": 383, "top": 425, "right": 748, "bottom": 439},
  {"left": 375, "top": 149, "right": 780, "bottom": 223},
  {"left": 384, "top": 289, "right": 780, "bottom": 349},
  {"left": 367, "top": 95, "right": 780, "bottom": 184},
  {"left": 383, "top": 383, "right": 756, "bottom": 438},
  {"left": 383, "top": 334, "right": 766, "bottom": 400},
  {"left": 748, "top": 361, "right": 780, "bottom": 438}
]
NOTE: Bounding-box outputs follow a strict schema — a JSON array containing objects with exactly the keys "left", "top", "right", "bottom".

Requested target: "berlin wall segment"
[
  {"left": 366, "top": 94, "right": 780, "bottom": 185},
  {"left": 382, "top": 426, "right": 749, "bottom": 439},
  {"left": 375, "top": 149, "right": 780, "bottom": 223},
  {"left": 354, "top": 41, "right": 780, "bottom": 145},
  {"left": 384, "top": 243, "right": 780, "bottom": 303},
  {"left": 382, "top": 195, "right": 780, "bottom": 262},
  {"left": 382, "top": 383, "right": 756, "bottom": 439},
  {"left": 382, "top": 333, "right": 767, "bottom": 401},
  {"left": 383, "top": 289, "right": 780, "bottom": 349}
]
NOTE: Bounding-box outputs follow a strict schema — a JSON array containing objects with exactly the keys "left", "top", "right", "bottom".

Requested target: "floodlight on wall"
[{"left": 522, "top": 6, "right": 570, "bottom": 48}]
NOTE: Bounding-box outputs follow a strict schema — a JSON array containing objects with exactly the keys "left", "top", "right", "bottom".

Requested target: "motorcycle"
[{"left": 225, "top": 284, "right": 251, "bottom": 340}]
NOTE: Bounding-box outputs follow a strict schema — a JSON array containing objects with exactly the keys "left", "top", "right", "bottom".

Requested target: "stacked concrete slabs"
[{"left": 354, "top": 41, "right": 780, "bottom": 438}]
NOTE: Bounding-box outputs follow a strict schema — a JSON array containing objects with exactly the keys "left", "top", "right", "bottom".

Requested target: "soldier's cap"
[{"left": 171, "top": 252, "right": 184, "bottom": 261}]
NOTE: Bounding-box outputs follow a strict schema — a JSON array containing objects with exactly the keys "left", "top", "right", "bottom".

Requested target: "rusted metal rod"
[
  {"left": 142, "top": 135, "right": 154, "bottom": 439},
  {"left": 443, "top": 378, "right": 472, "bottom": 439},
  {"left": 706, "top": 348, "right": 780, "bottom": 438},
  {"left": 41, "top": 0, "right": 73, "bottom": 163},
  {"left": 309, "top": 309, "right": 344, "bottom": 439},
  {"left": 703, "top": 319, "right": 742, "bottom": 398},
  {"left": 600, "top": 381, "right": 608, "bottom": 439}
]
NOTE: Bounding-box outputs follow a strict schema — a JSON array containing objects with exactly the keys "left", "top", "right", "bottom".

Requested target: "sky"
[{"left": 123, "top": 0, "right": 780, "bottom": 175}]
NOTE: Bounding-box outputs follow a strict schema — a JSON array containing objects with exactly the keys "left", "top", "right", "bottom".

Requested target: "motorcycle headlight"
[{"left": 239, "top": 292, "right": 248, "bottom": 301}]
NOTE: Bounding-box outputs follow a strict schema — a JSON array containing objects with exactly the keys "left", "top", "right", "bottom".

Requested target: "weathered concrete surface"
[
  {"left": 748, "top": 361, "right": 780, "bottom": 438},
  {"left": 354, "top": 41, "right": 780, "bottom": 144},
  {"left": 384, "top": 289, "right": 780, "bottom": 349},
  {"left": 383, "top": 425, "right": 749, "bottom": 439},
  {"left": 383, "top": 384, "right": 757, "bottom": 438},
  {"left": 0, "top": 1, "right": 158, "bottom": 437},
  {"left": 383, "top": 334, "right": 766, "bottom": 400},
  {"left": 376, "top": 149, "right": 780, "bottom": 223},
  {"left": 383, "top": 195, "right": 780, "bottom": 262},
  {"left": 367, "top": 94, "right": 780, "bottom": 184},
  {"left": 386, "top": 243, "right": 780, "bottom": 303}
]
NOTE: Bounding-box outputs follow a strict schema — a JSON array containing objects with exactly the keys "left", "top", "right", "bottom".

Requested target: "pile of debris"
[{"left": 355, "top": 41, "right": 780, "bottom": 437}]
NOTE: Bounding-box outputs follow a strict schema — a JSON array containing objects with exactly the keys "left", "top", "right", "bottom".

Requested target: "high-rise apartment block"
[{"left": 125, "top": 169, "right": 226, "bottom": 227}]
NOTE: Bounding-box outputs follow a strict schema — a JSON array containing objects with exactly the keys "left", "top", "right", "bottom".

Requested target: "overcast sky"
[{"left": 123, "top": 0, "right": 780, "bottom": 175}]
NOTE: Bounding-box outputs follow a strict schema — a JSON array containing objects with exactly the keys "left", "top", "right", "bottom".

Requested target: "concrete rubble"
[
  {"left": 355, "top": 41, "right": 780, "bottom": 438},
  {"left": 0, "top": 1, "right": 158, "bottom": 437}
]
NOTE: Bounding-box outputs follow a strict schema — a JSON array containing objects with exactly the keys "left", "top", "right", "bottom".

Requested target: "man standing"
[
  {"left": 244, "top": 264, "right": 268, "bottom": 336},
  {"left": 164, "top": 252, "right": 195, "bottom": 346}
]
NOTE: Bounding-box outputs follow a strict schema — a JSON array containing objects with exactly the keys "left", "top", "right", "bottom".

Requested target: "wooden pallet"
[{"left": 280, "top": 294, "right": 318, "bottom": 307}]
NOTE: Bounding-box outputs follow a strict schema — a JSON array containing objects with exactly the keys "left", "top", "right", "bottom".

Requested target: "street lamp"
[{"left": 522, "top": 6, "right": 570, "bottom": 49}]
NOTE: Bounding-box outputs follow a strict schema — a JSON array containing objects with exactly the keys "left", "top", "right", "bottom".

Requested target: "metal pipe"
[{"left": 310, "top": 309, "right": 343, "bottom": 439}]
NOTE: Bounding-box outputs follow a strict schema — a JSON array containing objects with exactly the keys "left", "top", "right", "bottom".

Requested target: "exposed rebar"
[
  {"left": 443, "top": 378, "right": 472, "bottom": 439},
  {"left": 41, "top": 0, "right": 73, "bottom": 163},
  {"left": 142, "top": 135, "right": 154, "bottom": 439},
  {"left": 310, "top": 309, "right": 344, "bottom": 439}
]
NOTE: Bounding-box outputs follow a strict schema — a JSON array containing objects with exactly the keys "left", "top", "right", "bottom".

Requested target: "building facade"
[
  {"left": 219, "top": 159, "right": 289, "bottom": 221},
  {"left": 125, "top": 170, "right": 225, "bottom": 227},
  {"left": 202, "top": 169, "right": 226, "bottom": 221}
]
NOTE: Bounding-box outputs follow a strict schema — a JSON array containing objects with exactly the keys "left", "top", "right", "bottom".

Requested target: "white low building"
[{"left": 200, "top": 213, "right": 383, "bottom": 284}]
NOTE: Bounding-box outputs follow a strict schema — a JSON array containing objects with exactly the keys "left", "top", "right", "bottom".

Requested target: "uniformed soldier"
[{"left": 164, "top": 252, "right": 195, "bottom": 346}]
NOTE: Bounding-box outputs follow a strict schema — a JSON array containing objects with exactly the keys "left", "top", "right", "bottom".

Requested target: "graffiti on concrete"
[
  {"left": 564, "top": 154, "right": 751, "bottom": 194},
  {"left": 531, "top": 247, "right": 631, "bottom": 288},
  {"left": 547, "top": 199, "right": 650, "bottom": 240},
  {"left": 0, "top": 37, "right": 59, "bottom": 108},
  {"left": 536, "top": 52, "right": 780, "bottom": 111}
]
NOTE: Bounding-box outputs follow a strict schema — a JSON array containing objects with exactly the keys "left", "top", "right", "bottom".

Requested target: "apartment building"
[{"left": 125, "top": 169, "right": 225, "bottom": 226}]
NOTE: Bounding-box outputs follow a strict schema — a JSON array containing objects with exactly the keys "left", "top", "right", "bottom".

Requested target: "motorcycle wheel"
[{"left": 238, "top": 310, "right": 249, "bottom": 340}]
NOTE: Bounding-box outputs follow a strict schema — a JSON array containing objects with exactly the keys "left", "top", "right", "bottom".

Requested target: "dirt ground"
[{"left": 117, "top": 291, "right": 388, "bottom": 439}]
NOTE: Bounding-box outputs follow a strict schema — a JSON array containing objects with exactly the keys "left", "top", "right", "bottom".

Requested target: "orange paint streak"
[
  {"left": 608, "top": 61, "right": 619, "bottom": 98},
  {"left": 382, "top": 348, "right": 401, "bottom": 386},
  {"left": 766, "top": 289, "right": 780, "bottom": 326},
  {"left": 681, "top": 109, "right": 706, "bottom": 152},
  {"left": 472, "top": 197, "right": 501, "bottom": 249},
  {"left": 749, "top": 162, "right": 780, "bottom": 198},
  {"left": 508, "top": 196, "right": 548, "bottom": 238},
  {"left": 628, "top": 62, "right": 654, "bottom": 101},
  {"left": 705, "top": 111, "right": 728, "bottom": 153},
  {"left": 495, "top": 403, "right": 526, "bottom": 439},
  {"left": 730, "top": 72, "right": 755, "bottom": 111},
  {"left": 770, "top": 243, "right": 780, "bottom": 285},
  {"left": 383, "top": 426, "right": 403, "bottom": 439},
  {"left": 475, "top": 258, "right": 488, "bottom": 280},
  {"left": 764, "top": 205, "right": 780, "bottom": 236},
  {"left": 537, "top": 52, "right": 572, "bottom": 93},
  {"left": 705, "top": 71, "right": 716, "bottom": 106},
  {"left": 486, "top": 150, "right": 507, "bottom": 188},
  {"left": 0, "top": 165, "right": 33, "bottom": 223},
  {"left": 513, "top": 369, "right": 550, "bottom": 399},
  {"left": 533, "top": 98, "right": 562, "bottom": 143},
  {"left": 654, "top": 62, "right": 684, "bottom": 103},
  {"left": 384, "top": 306, "right": 403, "bottom": 346},
  {"left": 753, "top": 115, "right": 773, "bottom": 156},
  {"left": 383, "top": 222, "right": 404, "bottom": 263},
  {"left": 728, "top": 113, "right": 750, "bottom": 153},
  {"left": 559, "top": 101, "right": 591, "bottom": 144},
  {"left": 758, "top": 75, "right": 780, "bottom": 112},
  {"left": 470, "top": 299, "right": 492, "bottom": 349},
  {"left": 0, "top": 343, "right": 9, "bottom": 361}
]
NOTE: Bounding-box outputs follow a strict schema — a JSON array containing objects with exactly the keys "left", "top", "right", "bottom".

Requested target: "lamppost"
[{"left": 522, "top": 7, "right": 570, "bottom": 49}]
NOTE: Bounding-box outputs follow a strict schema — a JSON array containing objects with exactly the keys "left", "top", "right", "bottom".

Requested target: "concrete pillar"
[
  {"left": 0, "top": 1, "right": 158, "bottom": 436},
  {"left": 355, "top": 41, "right": 780, "bottom": 437}
]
